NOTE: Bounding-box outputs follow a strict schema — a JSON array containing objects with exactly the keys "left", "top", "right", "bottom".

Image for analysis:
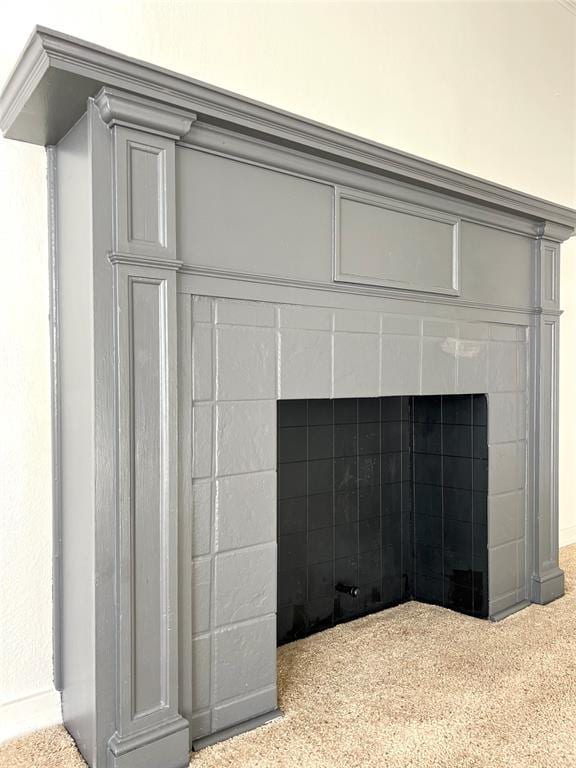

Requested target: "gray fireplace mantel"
[{"left": 2, "top": 26, "right": 576, "bottom": 768}]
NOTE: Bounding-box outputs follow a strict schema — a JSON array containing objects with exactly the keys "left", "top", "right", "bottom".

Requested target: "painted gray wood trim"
[
  {"left": 98, "top": 89, "right": 193, "bottom": 264},
  {"left": 109, "top": 252, "right": 183, "bottom": 271},
  {"left": 178, "top": 262, "right": 552, "bottom": 318},
  {"left": 1, "top": 27, "right": 576, "bottom": 232},
  {"left": 180, "top": 125, "right": 568, "bottom": 242},
  {"left": 55, "top": 112, "right": 97, "bottom": 765},
  {"left": 176, "top": 294, "right": 194, "bottom": 736},
  {"left": 531, "top": 311, "right": 564, "bottom": 604},
  {"left": 334, "top": 186, "right": 461, "bottom": 296},
  {"left": 47, "top": 144, "right": 63, "bottom": 694},
  {"left": 107, "top": 716, "right": 189, "bottom": 768},
  {"left": 531, "top": 567, "right": 565, "bottom": 604},
  {"left": 112, "top": 263, "right": 186, "bottom": 743},
  {"left": 536, "top": 238, "right": 560, "bottom": 312},
  {"left": 87, "top": 100, "right": 124, "bottom": 768},
  {"left": 106, "top": 123, "right": 185, "bottom": 262},
  {"left": 100, "top": 91, "right": 189, "bottom": 763},
  {"left": 94, "top": 88, "right": 195, "bottom": 140}
]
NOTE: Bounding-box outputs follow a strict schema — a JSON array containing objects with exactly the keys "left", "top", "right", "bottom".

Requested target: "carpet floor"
[{"left": 3, "top": 544, "right": 576, "bottom": 768}]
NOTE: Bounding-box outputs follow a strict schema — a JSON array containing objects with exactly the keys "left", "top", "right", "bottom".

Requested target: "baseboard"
[
  {"left": 0, "top": 688, "right": 62, "bottom": 744},
  {"left": 560, "top": 525, "right": 576, "bottom": 548}
]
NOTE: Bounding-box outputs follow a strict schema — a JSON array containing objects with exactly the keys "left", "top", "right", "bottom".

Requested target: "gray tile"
[
  {"left": 215, "top": 472, "right": 276, "bottom": 552},
  {"left": 381, "top": 316, "right": 421, "bottom": 336},
  {"left": 334, "top": 309, "right": 380, "bottom": 334},
  {"left": 488, "top": 491, "right": 525, "bottom": 547},
  {"left": 279, "top": 329, "right": 331, "bottom": 398},
  {"left": 490, "top": 324, "right": 518, "bottom": 341},
  {"left": 191, "top": 558, "right": 211, "bottom": 636},
  {"left": 516, "top": 539, "right": 526, "bottom": 591},
  {"left": 192, "top": 405, "right": 213, "bottom": 478},
  {"left": 188, "top": 711, "right": 212, "bottom": 742},
  {"left": 488, "top": 393, "right": 525, "bottom": 444},
  {"left": 457, "top": 340, "right": 488, "bottom": 393},
  {"left": 279, "top": 305, "right": 332, "bottom": 331},
  {"left": 421, "top": 338, "right": 457, "bottom": 394},
  {"left": 488, "top": 341, "right": 518, "bottom": 392},
  {"left": 459, "top": 322, "right": 490, "bottom": 340},
  {"left": 213, "top": 616, "right": 276, "bottom": 702},
  {"left": 214, "top": 544, "right": 276, "bottom": 626},
  {"left": 192, "top": 296, "right": 212, "bottom": 323},
  {"left": 489, "top": 442, "right": 523, "bottom": 495},
  {"left": 216, "top": 401, "right": 276, "bottom": 475},
  {"left": 517, "top": 342, "right": 527, "bottom": 391},
  {"left": 423, "top": 320, "right": 458, "bottom": 338},
  {"left": 333, "top": 332, "right": 379, "bottom": 397},
  {"left": 191, "top": 635, "right": 211, "bottom": 711},
  {"left": 216, "top": 298, "right": 275, "bottom": 327},
  {"left": 489, "top": 590, "right": 518, "bottom": 617},
  {"left": 191, "top": 480, "right": 212, "bottom": 557},
  {"left": 489, "top": 540, "right": 517, "bottom": 598},
  {"left": 381, "top": 335, "right": 420, "bottom": 395},
  {"left": 216, "top": 326, "right": 276, "bottom": 400},
  {"left": 192, "top": 323, "right": 213, "bottom": 401},
  {"left": 212, "top": 686, "right": 277, "bottom": 732}
]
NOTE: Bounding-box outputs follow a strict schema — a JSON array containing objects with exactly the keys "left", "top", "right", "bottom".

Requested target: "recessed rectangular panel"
[
  {"left": 176, "top": 148, "right": 333, "bottom": 281},
  {"left": 130, "top": 278, "right": 167, "bottom": 718},
  {"left": 542, "top": 245, "right": 558, "bottom": 306},
  {"left": 128, "top": 143, "right": 164, "bottom": 246},
  {"left": 335, "top": 189, "right": 460, "bottom": 295},
  {"left": 113, "top": 127, "right": 175, "bottom": 258}
]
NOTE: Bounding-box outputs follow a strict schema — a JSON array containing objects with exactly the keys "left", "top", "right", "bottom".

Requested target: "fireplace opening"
[{"left": 277, "top": 394, "right": 488, "bottom": 646}]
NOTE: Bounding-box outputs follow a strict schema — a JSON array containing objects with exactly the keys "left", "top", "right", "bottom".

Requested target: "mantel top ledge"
[{"left": 1, "top": 25, "right": 576, "bottom": 239}]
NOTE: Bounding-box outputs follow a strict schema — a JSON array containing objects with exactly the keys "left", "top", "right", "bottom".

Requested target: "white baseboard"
[
  {"left": 560, "top": 525, "right": 576, "bottom": 548},
  {"left": 0, "top": 688, "right": 62, "bottom": 744}
]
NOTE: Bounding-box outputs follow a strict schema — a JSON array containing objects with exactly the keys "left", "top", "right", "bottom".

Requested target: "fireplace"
[
  {"left": 1, "top": 27, "right": 574, "bottom": 768},
  {"left": 277, "top": 394, "right": 489, "bottom": 646}
]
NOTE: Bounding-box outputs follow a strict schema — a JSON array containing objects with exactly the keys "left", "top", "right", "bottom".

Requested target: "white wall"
[{"left": 1, "top": 0, "right": 575, "bottom": 742}]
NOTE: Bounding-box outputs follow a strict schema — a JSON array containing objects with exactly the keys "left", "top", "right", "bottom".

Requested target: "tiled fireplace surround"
[
  {"left": 182, "top": 296, "right": 528, "bottom": 741},
  {"left": 2, "top": 28, "right": 574, "bottom": 768}
]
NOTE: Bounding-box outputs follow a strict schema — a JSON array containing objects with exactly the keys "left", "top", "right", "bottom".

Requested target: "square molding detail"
[{"left": 334, "top": 187, "right": 461, "bottom": 296}]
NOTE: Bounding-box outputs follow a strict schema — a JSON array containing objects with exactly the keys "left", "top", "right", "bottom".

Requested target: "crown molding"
[
  {"left": 1, "top": 25, "right": 576, "bottom": 236},
  {"left": 536, "top": 220, "right": 574, "bottom": 243},
  {"left": 95, "top": 88, "right": 195, "bottom": 139}
]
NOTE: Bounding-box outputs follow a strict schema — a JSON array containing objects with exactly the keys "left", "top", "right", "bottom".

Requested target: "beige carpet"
[{"left": 3, "top": 545, "right": 576, "bottom": 768}]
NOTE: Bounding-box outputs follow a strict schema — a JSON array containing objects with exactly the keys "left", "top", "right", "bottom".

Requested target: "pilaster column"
[
  {"left": 95, "top": 88, "right": 195, "bottom": 768},
  {"left": 530, "top": 222, "right": 569, "bottom": 604}
]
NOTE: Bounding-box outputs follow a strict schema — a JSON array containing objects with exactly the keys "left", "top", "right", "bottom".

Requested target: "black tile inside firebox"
[
  {"left": 276, "top": 394, "right": 489, "bottom": 646},
  {"left": 412, "top": 395, "right": 489, "bottom": 618}
]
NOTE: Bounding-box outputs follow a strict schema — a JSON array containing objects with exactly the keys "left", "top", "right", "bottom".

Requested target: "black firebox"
[{"left": 277, "top": 395, "right": 488, "bottom": 646}]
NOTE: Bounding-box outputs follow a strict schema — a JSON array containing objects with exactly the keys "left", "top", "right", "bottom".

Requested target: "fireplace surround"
[{"left": 1, "top": 27, "right": 576, "bottom": 768}]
